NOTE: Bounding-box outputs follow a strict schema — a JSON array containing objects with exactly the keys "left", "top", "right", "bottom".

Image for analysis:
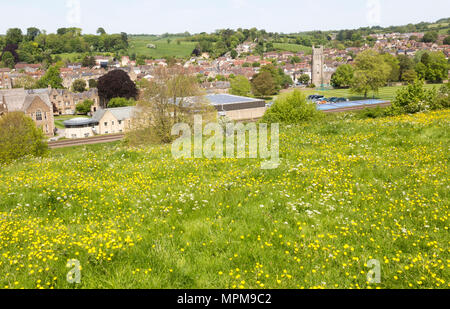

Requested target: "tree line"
[
  {"left": 331, "top": 50, "right": 449, "bottom": 97},
  {"left": 0, "top": 27, "right": 128, "bottom": 68}
]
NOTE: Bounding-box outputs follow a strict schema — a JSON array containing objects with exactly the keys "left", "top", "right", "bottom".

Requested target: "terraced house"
[
  {"left": 0, "top": 88, "right": 55, "bottom": 137},
  {"left": 47, "top": 88, "right": 100, "bottom": 115}
]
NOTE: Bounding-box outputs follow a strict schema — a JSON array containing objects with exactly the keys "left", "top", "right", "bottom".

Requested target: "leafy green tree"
[
  {"left": 2, "top": 44, "right": 19, "bottom": 63},
  {"left": 433, "top": 83, "right": 450, "bottom": 109},
  {"left": 0, "top": 112, "right": 48, "bottom": 164},
  {"left": 36, "top": 65, "right": 64, "bottom": 89},
  {"left": 1, "top": 52, "right": 15, "bottom": 69},
  {"left": 136, "top": 55, "right": 146, "bottom": 65},
  {"left": 398, "top": 55, "right": 414, "bottom": 81},
  {"left": 72, "top": 79, "right": 87, "bottom": 93},
  {"left": 298, "top": 74, "right": 310, "bottom": 85},
  {"left": 425, "top": 52, "right": 448, "bottom": 83},
  {"left": 422, "top": 31, "right": 438, "bottom": 43},
  {"left": 5, "top": 28, "right": 23, "bottom": 45},
  {"left": 230, "top": 75, "right": 252, "bottom": 97},
  {"left": 416, "top": 51, "right": 448, "bottom": 83},
  {"left": 88, "top": 79, "right": 98, "bottom": 89},
  {"left": 402, "top": 69, "right": 417, "bottom": 84},
  {"left": 230, "top": 49, "right": 238, "bottom": 59},
  {"left": 75, "top": 99, "right": 94, "bottom": 115},
  {"left": 331, "top": 64, "right": 354, "bottom": 88},
  {"left": 82, "top": 55, "right": 95, "bottom": 68},
  {"left": 382, "top": 53, "right": 400, "bottom": 82},
  {"left": 97, "top": 28, "right": 106, "bottom": 35},
  {"left": 289, "top": 56, "right": 302, "bottom": 64},
  {"left": 26, "top": 27, "right": 41, "bottom": 41},
  {"left": 443, "top": 36, "right": 450, "bottom": 45},
  {"left": 262, "top": 90, "right": 320, "bottom": 124},
  {"left": 350, "top": 50, "right": 391, "bottom": 97},
  {"left": 259, "top": 64, "right": 292, "bottom": 90},
  {"left": 251, "top": 71, "right": 276, "bottom": 97},
  {"left": 17, "top": 41, "right": 41, "bottom": 63}
]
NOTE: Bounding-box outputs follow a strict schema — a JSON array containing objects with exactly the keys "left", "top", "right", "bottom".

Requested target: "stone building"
[
  {"left": 0, "top": 88, "right": 55, "bottom": 137},
  {"left": 30, "top": 87, "right": 100, "bottom": 115},
  {"left": 311, "top": 46, "right": 325, "bottom": 87},
  {"left": 311, "top": 46, "right": 334, "bottom": 87}
]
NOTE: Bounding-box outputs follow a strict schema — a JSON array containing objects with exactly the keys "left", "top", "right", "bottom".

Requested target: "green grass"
[
  {"left": 0, "top": 110, "right": 449, "bottom": 289},
  {"left": 54, "top": 115, "right": 89, "bottom": 129},
  {"left": 296, "top": 83, "right": 442, "bottom": 101},
  {"left": 273, "top": 43, "right": 312, "bottom": 54},
  {"left": 128, "top": 36, "right": 197, "bottom": 59}
]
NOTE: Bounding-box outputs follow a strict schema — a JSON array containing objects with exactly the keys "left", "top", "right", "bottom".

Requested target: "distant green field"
[
  {"left": 296, "top": 83, "right": 442, "bottom": 101},
  {"left": 273, "top": 43, "right": 312, "bottom": 54},
  {"left": 128, "top": 36, "right": 197, "bottom": 59}
]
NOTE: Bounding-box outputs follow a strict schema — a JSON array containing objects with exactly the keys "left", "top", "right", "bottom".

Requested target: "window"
[
  {"left": 112, "top": 121, "right": 115, "bottom": 126},
  {"left": 104, "top": 122, "right": 108, "bottom": 126},
  {"left": 118, "top": 120, "right": 122, "bottom": 125},
  {"left": 36, "top": 110, "right": 42, "bottom": 121}
]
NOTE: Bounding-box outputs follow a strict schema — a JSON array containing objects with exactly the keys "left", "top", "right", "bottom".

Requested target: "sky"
[{"left": 0, "top": 0, "right": 449, "bottom": 35}]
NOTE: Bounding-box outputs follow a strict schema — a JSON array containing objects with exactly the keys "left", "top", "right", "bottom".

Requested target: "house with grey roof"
[
  {"left": 0, "top": 88, "right": 55, "bottom": 136},
  {"left": 91, "top": 106, "right": 135, "bottom": 135},
  {"left": 63, "top": 106, "right": 136, "bottom": 138}
]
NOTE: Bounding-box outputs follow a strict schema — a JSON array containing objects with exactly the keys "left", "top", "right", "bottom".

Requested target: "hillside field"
[
  {"left": 0, "top": 110, "right": 449, "bottom": 289},
  {"left": 128, "top": 36, "right": 197, "bottom": 59},
  {"left": 273, "top": 43, "right": 312, "bottom": 54}
]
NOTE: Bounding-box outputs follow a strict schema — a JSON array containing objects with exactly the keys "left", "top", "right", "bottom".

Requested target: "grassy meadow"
[
  {"left": 0, "top": 110, "right": 449, "bottom": 289},
  {"left": 128, "top": 36, "right": 197, "bottom": 59},
  {"left": 294, "top": 83, "right": 442, "bottom": 101},
  {"left": 273, "top": 43, "right": 312, "bottom": 54}
]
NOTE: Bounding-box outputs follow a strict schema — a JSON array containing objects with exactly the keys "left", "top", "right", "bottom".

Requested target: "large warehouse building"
[{"left": 205, "top": 94, "right": 267, "bottom": 121}]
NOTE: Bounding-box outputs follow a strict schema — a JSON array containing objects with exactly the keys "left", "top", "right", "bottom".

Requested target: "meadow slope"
[{"left": 0, "top": 110, "right": 448, "bottom": 289}]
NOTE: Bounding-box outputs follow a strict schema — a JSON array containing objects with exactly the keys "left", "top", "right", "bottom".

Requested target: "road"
[{"left": 48, "top": 134, "right": 125, "bottom": 149}]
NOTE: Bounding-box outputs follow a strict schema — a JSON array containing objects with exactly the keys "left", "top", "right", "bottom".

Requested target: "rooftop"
[
  {"left": 63, "top": 117, "right": 98, "bottom": 127},
  {"left": 205, "top": 94, "right": 263, "bottom": 106}
]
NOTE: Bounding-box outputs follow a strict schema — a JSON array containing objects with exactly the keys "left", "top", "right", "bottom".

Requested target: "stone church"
[{"left": 311, "top": 46, "right": 333, "bottom": 87}]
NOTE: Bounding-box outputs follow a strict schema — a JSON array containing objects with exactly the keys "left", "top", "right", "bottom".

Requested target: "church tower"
[{"left": 311, "top": 46, "right": 324, "bottom": 87}]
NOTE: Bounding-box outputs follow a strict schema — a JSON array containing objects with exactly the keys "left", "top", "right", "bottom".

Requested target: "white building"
[{"left": 63, "top": 107, "right": 136, "bottom": 139}]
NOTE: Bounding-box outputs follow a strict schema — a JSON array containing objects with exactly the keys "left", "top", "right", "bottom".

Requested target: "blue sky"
[{"left": 0, "top": 0, "right": 449, "bottom": 34}]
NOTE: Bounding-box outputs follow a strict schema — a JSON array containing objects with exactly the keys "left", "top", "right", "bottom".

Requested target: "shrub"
[
  {"left": 76, "top": 99, "right": 94, "bottom": 115},
  {"left": 108, "top": 97, "right": 135, "bottom": 108},
  {"left": 261, "top": 90, "right": 321, "bottom": 124},
  {"left": 0, "top": 112, "right": 48, "bottom": 164},
  {"left": 434, "top": 82, "right": 450, "bottom": 110},
  {"left": 388, "top": 79, "right": 437, "bottom": 115}
]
